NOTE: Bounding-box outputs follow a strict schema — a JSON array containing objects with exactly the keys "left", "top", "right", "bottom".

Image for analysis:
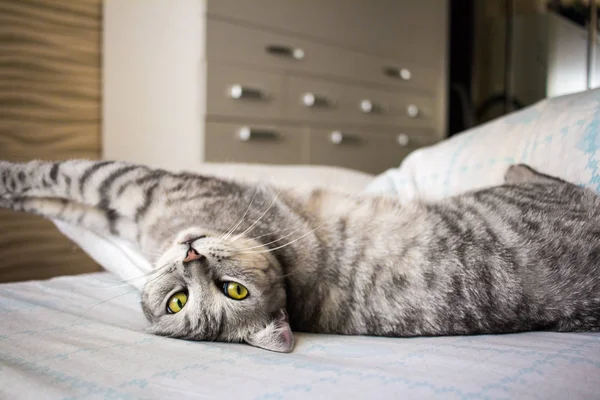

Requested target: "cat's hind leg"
[{"left": 504, "top": 164, "right": 568, "bottom": 185}]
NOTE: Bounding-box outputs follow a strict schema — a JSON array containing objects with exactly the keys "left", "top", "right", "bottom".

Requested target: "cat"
[{"left": 1, "top": 160, "right": 599, "bottom": 353}]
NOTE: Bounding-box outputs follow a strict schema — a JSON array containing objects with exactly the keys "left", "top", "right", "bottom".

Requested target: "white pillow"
[{"left": 366, "top": 88, "right": 600, "bottom": 202}]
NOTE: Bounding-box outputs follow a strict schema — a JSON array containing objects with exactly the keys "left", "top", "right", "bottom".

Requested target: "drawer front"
[
  {"left": 206, "top": 18, "right": 437, "bottom": 92},
  {"left": 205, "top": 122, "right": 306, "bottom": 164},
  {"left": 206, "top": 0, "right": 447, "bottom": 67},
  {"left": 283, "top": 75, "right": 435, "bottom": 128},
  {"left": 206, "top": 64, "right": 283, "bottom": 119},
  {"left": 308, "top": 128, "right": 436, "bottom": 174},
  {"left": 343, "top": 85, "right": 436, "bottom": 127}
]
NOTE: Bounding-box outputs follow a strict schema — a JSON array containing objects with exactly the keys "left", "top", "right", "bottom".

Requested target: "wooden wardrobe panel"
[{"left": 0, "top": 0, "right": 102, "bottom": 282}]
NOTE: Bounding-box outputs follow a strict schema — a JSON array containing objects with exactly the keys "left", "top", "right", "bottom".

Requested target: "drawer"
[
  {"left": 205, "top": 64, "right": 283, "bottom": 119},
  {"left": 283, "top": 75, "right": 435, "bottom": 127},
  {"left": 204, "top": 122, "right": 307, "bottom": 164},
  {"left": 206, "top": 0, "right": 447, "bottom": 67},
  {"left": 206, "top": 18, "right": 438, "bottom": 92},
  {"left": 308, "top": 128, "right": 436, "bottom": 174},
  {"left": 343, "top": 85, "right": 435, "bottom": 127}
]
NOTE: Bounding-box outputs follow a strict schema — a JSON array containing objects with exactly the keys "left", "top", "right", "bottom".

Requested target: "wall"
[{"left": 0, "top": 0, "right": 102, "bottom": 282}]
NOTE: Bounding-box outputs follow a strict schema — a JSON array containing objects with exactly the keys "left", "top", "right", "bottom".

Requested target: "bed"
[
  {"left": 3, "top": 272, "right": 599, "bottom": 399},
  {"left": 2, "top": 89, "right": 600, "bottom": 399}
]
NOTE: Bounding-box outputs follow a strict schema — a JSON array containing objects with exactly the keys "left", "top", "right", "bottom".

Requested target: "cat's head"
[{"left": 140, "top": 227, "right": 294, "bottom": 352}]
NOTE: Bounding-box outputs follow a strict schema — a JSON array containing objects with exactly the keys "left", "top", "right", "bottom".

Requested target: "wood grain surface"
[{"left": 0, "top": 0, "right": 102, "bottom": 282}]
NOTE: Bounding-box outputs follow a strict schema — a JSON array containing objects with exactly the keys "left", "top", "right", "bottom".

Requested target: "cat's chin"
[{"left": 245, "top": 309, "right": 294, "bottom": 353}]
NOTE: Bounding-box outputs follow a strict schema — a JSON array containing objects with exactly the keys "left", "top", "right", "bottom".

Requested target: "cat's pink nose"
[{"left": 184, "top": 248, "right": 205, "bottom": 263}]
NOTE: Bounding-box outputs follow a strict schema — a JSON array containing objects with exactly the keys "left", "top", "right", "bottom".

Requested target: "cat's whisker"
[
  {"left": 236, "top": 222, "right": 325, "bottom": 255},
  {"left": 222, "top": 184, "right": 261, "bottom": 240},
  {"left": 70, "top": 269, "right": 169, "bottom": 326},
  {"left": 235, "top": 224, "right": 308, "bottom": 252},
  {"left": 93, "top": 273, "right": 153, "bottom": 289},
  {"left": 69, "top": 289, "right": 139, "bottom": 326},
  {"left": 142, "top": 248, "right": 167, "bottom": 257},
  {"left": 231, "top": 187, "right": 281, "bottom": 243},
  {"left": 135, "top": 245, "right": 170, "bottom": 259},
  {"left": 232, "top": 254, "right": 303, "bottom": 280},
  {"left": 246, "top": 227, "right": 295, "bottom": 242},
  {"left": 94, "top": 262, "right": 172, "bottom": 289},
  {"left": 278, "top": 265, "right": 306, "bottom": 279}
]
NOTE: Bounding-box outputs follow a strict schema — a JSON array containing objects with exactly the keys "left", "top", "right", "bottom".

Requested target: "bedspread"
[{"left": 1, "top": 273, "right": 599, "bottom": 399}]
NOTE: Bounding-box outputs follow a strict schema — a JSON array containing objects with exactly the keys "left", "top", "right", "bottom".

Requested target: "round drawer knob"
[
  {"left": 400, "top": 68, "right": 412, "bottom": 80},
  {"left": 360, "top": 99, "right": 374, "bottom": 113},
  {"left": 303, "top": 93, "right": 316, "bottom": 107},
  {"left": 266, "top": 44, "right": 305, "bottom": 60},
  {"left": 383, "top": 66, "right": 412, "bottom": 80},
  {"left": 302, "top": 92, "right": 331, "bottom": 108},
  {"left": 292, "top": 48, "right": 305, "bottom": 60},
  {"left": 229, "top": 84, "right": 244, "bottom": 99},
  {"left": 238, "top": 126, "right": 252, "bottom": 141},
  {"left": 237, "top": 126, "right": 279, "bottom": 142},
  {"left": 407, "top": 104, "right": 420, "bottom": 118},
  {"left": 229, "top": 84, "right": 265, "bottom": 100},
  {"left": 330, "top": 131, "right": 359, "bottom": 144},
  {"left": 360, "top": 99, "right": 383, "bottom": 114},
  {"left": 397, "top": 133, "right": 410, "bottom": 147},
  {"left": 330, "top": 130, "right": 343, "bottom": 144}
]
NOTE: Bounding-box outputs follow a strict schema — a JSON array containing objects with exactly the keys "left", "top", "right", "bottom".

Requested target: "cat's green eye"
[
  {"left": 222, "top": 282, "right": 249, "bottom": 300},
  {"left": 167, "top": 291, "right": 188, "bottom": 313}
]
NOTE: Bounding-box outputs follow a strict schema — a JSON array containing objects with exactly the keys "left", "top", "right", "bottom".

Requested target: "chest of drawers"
[{"left": 104, "top": 0, "right": 448, "bottom": 174}]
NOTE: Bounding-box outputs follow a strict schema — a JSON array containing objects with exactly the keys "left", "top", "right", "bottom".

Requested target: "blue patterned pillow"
[{"left": 366, "top": 88, "right": 600, "bottom": 201}]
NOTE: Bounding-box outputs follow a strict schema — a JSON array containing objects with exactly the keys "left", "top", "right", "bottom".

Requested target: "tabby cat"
[{"left": 1, "top": 160, "right": 599, "bottom": 352}]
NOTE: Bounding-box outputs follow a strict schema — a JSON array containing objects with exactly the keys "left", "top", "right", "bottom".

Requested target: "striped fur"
[{"left": 1, "top": 160, "right": 599, "bottom": 352}]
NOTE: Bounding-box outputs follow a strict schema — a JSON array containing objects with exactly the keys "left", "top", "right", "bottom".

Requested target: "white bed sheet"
[{"left": 1, "top": 272, "right": 599, "bottom": 399}]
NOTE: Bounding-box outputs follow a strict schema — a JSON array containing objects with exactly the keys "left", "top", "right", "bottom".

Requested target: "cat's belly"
[{"left": 286, "top": 224, "right": 600, "bottom": 337}]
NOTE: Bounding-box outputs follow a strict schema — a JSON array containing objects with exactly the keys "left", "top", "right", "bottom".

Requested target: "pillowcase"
[{"left": 365, "top": 88, "right": 600, "bottom": 202}]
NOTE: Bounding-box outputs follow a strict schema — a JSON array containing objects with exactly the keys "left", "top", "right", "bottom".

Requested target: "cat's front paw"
[
  {"left": 0, "top": 161, "right": 21, "bottom": 199},
  {"left": 0, "top": 161, "right": 10, "bottom": 197},
  {"left": 0, "top": 197, "right": 13, "bottom": 210}
]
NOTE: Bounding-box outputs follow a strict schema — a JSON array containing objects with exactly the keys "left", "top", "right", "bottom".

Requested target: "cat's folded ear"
[{"left": 246, "top": 309, "right": 294, "bottom": 353}]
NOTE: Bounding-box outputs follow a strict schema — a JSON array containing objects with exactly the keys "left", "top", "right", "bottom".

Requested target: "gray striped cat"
[{"left": 1, "top": 160, "right": 599, "bottom": 352}]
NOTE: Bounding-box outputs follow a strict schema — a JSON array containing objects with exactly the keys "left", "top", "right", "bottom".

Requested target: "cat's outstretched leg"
[
  {"left": 0, "top": 160, "right": 152, "bottom": 207},
  {"left": 504, "top": 164, "right": 568, "bottom": 185},
  {"left": 0, "top": 159, "right": 281, "bottom": 258},
  {"left": 0, "top": 196, "right": 138, "bottom": 241},
  {"left": 0, "top": 160, "right": 162, "bottom": 243}
]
